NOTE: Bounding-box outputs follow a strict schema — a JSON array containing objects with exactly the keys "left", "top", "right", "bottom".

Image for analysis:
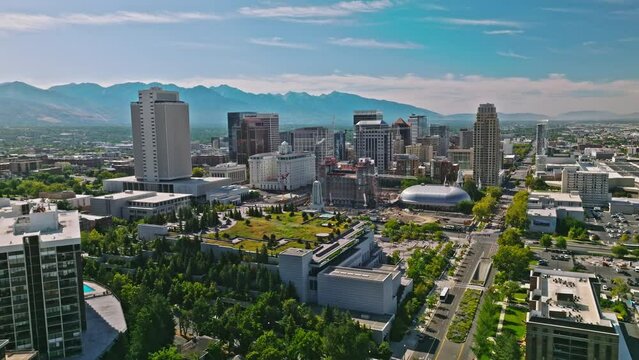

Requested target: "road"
[{"left": 408, "top": 232, "right": 498, "bottom": 360}]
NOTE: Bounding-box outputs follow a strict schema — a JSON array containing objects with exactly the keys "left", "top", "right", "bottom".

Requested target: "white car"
[{"left": 602, "top": 285, "right": 609, "bottom": 291}]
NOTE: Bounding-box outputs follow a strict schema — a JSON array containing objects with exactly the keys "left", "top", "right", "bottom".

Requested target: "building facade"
[
  {"left": 473, "top": 103, "right": 501, "bottom": 187},
  {"left": 248, "top": 142, "right": 316, "bottom": 191},
  {"left": 227, "top": 112, "right": 257, "bottom": 162},
  {"left": 291, "top": 127, "right": 334, "bottom": 169},
  {"left": 235, "top": 113, "right": 280, "bottom": 164},
  {"left": 353, "top": 110, "right": 383, "bottom": 126},
  {"left": 354, "top": 119, "right": 391, "bottom": 174},
  {"left": 561, "top": 168, "right": 610, "bottom": 207},
  {"left": 318, "top": 158, "right": 377, "bottom": 208},
  {"left": 333, "top": 131, "right": 347, "bottom": 161},
  {"left": 131, "top": 87, "right": 192, "bottom": 182},
  {"left": 429, "top": 124, "right": 449, "bottom": 156},
  {"left": 0, "top": 210, "right": 85, "bottom": 359},
  {"left": 459, "top": 128, "right": 474, "bottom": 150},
  {"left": 448, "top": 148, "right": 473, "bottom": 170},
  {"left": 407, "top": 114, "right": 426, "bottom": 144},
  {"left": 536, "top": 120, "right": 549, "bottom": 156},
  {"left": 208, "top": 162, "right": 247, "bottom": 184}
]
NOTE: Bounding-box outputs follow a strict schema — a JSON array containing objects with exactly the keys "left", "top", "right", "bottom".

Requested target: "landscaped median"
[{"left": 446, "top": 289, "right": 482, "bottom": 343}]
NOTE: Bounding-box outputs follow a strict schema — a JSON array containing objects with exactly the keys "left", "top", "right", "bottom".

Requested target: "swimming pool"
[{"left": 83, "top": 284, "right": 95, "bottom": 294}]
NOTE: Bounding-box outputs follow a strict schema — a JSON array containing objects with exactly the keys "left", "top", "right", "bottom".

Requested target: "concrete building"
[
  {"left": 235, "top": 113, "right": 280, "bottom": 165},
  {"left": 561, "top": 168, "right": 610, "bottom": 207},
  {"left": 291, "top": 127, "right": 334, "bottom": 169},
  {"left": 473, "top": 103, "right": 501, "bottom": 187},
  {"left": 248, "top": 142, "right": 316, "bottom": 191},
  {"left": 429, "top": 124, "right": 449, "bottom": 156},
  {"left": 392, "top": 154, "right": 421, "bottom": 176},
  {"left": 208, "top": 162, "right": 247, "bottom": 184},
  {"left": 407, "top": 114, "right": 426, "bottom": 144},
  {"left": 459, "top": 128, "right": 474, "bottom": 149},
  {"left": 405, "top": 143, "right": 433, "bottom": 163},
  {"left": 0, "top": 209, "right": 85, "bottom": 359},
  {"left": 91, "top": 190, "right": 191, "bottom": 220},
  {"left": 131, "top": 87, "right": 192, "bottom": 182},
  {"left": 318, "top": 158, "right": 376, "bottom": 208},
  {"left": 448, "top": 148, "right": 473, "bottom": 171},
  {"left": 354, "top": 119, "right": 392, "bottom": 174},
  {"left": 527, "top": 191, "right": 585, "bottom": 233},
  {"left": 103, "top": 176, "right": 231, "bottom": 201},
  {"left": 207, "top": 185, "right": 250, "bottom": 205},
  {"left": 502, "top": 138, "right": 514, "bottom": 156},
  {"left": 526, "top": 268, "right": 619, "bottom": 360},
  {"left": 430, "top": 157, "right": 459, "bottom": 184},
  {"left": 392, "top": 118, "right": 412, "bottom": 148},
  {"left": 609, "top": 197, "right": 639, "bottom": 214},
  {"left": 536, "top": 120, "right": 549, "bottom": 156}
]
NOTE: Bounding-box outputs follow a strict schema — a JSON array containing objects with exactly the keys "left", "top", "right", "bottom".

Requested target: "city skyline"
[{"left": 1, "top": 0, "right": 639, "bottom": 115}]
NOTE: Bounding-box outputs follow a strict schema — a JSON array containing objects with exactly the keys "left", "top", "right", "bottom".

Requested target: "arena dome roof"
[{"left": 399, "top": 184, "right": 471, "bottom": 208}]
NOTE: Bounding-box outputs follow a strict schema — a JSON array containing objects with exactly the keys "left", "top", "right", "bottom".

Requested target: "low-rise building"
[
  {"left": 528, "top": 191, "right": 585, "bottom": 233},
  {"left": 318, "top": 158, "right": 376, "bottom": 208},
  {"left": 526, "top": 268, "right": 619, "bottom": 360},
  {"left": 103, "top": 175, "right": 231, "bottom": 202},
  {"left": 91, "top": 190, "right": 191, "bottom": 220},
  {"left": 208, "top": 162, "right": 247, "bottom": 184},
  {"left": 207, "top": 185, "right": 250, "bottom": 205}
]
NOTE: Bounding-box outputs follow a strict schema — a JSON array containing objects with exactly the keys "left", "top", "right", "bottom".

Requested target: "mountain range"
[{"left": 0, "top": 81, "right": 636, "bottom": 128}]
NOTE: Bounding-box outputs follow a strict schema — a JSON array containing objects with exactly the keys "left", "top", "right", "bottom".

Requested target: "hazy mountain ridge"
[{"left": 0, "top": 81, "right": 636, "bottom": 127}]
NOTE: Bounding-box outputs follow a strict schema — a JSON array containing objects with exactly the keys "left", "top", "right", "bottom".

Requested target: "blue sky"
[{"left": 1, "top": 0, "right": 638, "bottom": 115}]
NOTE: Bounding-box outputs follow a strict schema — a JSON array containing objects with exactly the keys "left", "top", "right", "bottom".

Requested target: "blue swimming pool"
[{"left": 83, "top": 284, "right": 95, "bottom": 294}]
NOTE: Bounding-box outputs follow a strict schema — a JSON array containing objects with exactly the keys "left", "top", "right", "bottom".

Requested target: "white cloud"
[
  {"left": 540, "top": 7, "right": 590, "bottom": 14},
  {"left": 238, "top": 1, "right": 392, "bottom": 19},
  {"left": 421, "top": 4, "right": 448, "bottom": 11},
  {"left": 426, "top": 17, "right": 523, "bottom": 28},
  {"left": 249, "top": 37, "right": 313, "bottom": 49},
  {"left": 497, "top": 50, "right": 530, "bottom": 59},
  {"left": 618, "top": 37, "right": 639, "bottom": 42},
  {"left": 99, "top": 73, "right": 638, "bottom": 116},
  {"left": 483, "top": 30, "right": 523, "bottom": 35},
  {"left": 582, "top": 41, "right": 597, "bottom": 46},
  {"left": 0, "top": 11, "right": 220, "bottom": 32},
  {"left": 328, "top": 37, "right": 422, "bottom": 49}
]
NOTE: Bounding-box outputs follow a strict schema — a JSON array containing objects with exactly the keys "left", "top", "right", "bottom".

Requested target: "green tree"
[
  {"left": 539, "top": 234, "right": 553, "bottom": 248},
  {"left": 611, "top": 244, "right": 628, "bottom": 259},
  {"left": 611, "top": 277, "right": 630, "bottom": 298},
  {"left": 500, "top": 281, "right": 521, "bottom": 303},
  {"left": 148, "top": 347, "right": 182, "bottom": 360},
  {"left": 493, "top": 245, "right": 533, "bottom": 281},
  {"left": 456, "top": 200, "right": 474, "bottom": 215},
  {"left": 287, "top": 329, "right": 323, "bottom": 360},
  {"left": 192, "top": 167, "right": 206, "bottom": 177},
  {"left": 388, "top": 250, "right": 401, "bottom": 265},
  {"left": 493, "top": 332, "right": 521, "bottom": 360},
  {"left": 498, "top": 228, "right": 523, "bottom": 247},
  {"left": 555, "top": 237, "right": 567, "bottom": 249}
]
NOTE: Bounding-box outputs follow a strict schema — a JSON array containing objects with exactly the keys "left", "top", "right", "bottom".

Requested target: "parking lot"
[{"left": 587, "top": 209, "right": 639, "bottom": 244}]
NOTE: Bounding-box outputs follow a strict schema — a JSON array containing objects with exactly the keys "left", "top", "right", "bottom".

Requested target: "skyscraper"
[
  {"left": 407, "top": 114, "right": 426, "bottom": 143},
  {"left": 235, "top": 113, "right": 280, "bottom": 164},
  {"left": 0, "top": 209, "right": 85, "bottom": 359},
  {"left": 291, "top": 127, "right": 334, "bottom": 168},
  {"left": 228, "top": 112, "right": 257, "bottom": 162},
  {"left": 353, "top": 110, "right": 383, "bottom": 126},
  {"left": 429, "top": 124, "right": 450, "bottom": 156},
  {"left": 392, "top": 118, "right": 412, "bottom": 150},
  {"left": 333, "top": 130, "right": 347, "bottom": 161},
  {"left": 473, "top": 103, "right": 501, "bottom": 187},
  {"left": 354, "top": 117, "right": 391, "bottom": 174},
  {"left": 131, "top": 87, "right": 192, "bottom": 182},
  {"left": 536, "top": 120, "right": 548, "bottom": 156},
  {"left": 459, "top": 128, "right": 474, "bottom": 149}
]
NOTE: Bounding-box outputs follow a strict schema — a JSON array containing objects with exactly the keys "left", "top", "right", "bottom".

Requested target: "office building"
[
  {"left": 502, "top": 138, "right": 514, "bottom": 156},
  {"left": 392, "top": 118, "right": 412, "bottom": 148},
  {"left": 291, "top": 127, "right": 334, "bottom": 168},
  {"left": 354, "top": 118, "right": 392, "bottom": 174},
  {"left": 459, "top": 128, "right": 474, "bottom": 149},
  {"left": 473, "top": 103, "right": 501, "bottom": 187},
  {"left": 131, "top": 87, "right": 192, "bottom": 182},
  {"left": 448, "top": 148, "right": 473, "bottom": 170},
  {"left": 227, "top": 112, "right": 257, "bottom": 162},
  {"left": 536, "top": 120, "right": 549, "bottom": 156},
  {"left": 429, "top": 124, "right": 449, "bottom": 156},
  {"left": 235, "top": 113, "right": 280, "bottom": 164},
  {"left": 391, "top": 154, "right": 421, "bottom": 176},
  {"left": 353, "top": 110, "right": 383, "bottom": 126},
  {"left": 91, "top": 191, "right": 191, "bottom": 220},
  {"left": 430, "top": 157, "right": 459, "bottom": 184},
  {"left": 0, "top": 209, "right": 85, "bottom": 359},
  {"left": 407, "top": 114, "right": 426, "bottom": 143},
  {"left": 334, "top": 130, "right": 347, "bottom": 161},
  {"left": 406, "top": 143, "right": 433, "bottom": 163},
  {"left": 248, "top": 142, "right": 316, "bottom": 191},
  {"left": 526, "top": 268, "right": 619, "bottom": 360},
  {"left": 318, "top": 158, "right": 377, "bottom": 208},
  {"left": 208, "top": 162, "right": 247, "bottom": 184},
  {"left": 561, "top": 168, "right": 610, "bottom": 208}
]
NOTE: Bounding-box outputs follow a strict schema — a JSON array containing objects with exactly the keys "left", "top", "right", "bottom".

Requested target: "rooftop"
[
  {"left": 0, "top": 210, "right": 81, "bottom": 249},
  {"left": 322, "top": 266, "right": 394, "bottom": 282},
  {"left": 530, "top": 191, "right": 583, "bottom": 203},
  {"left": 128, "top": 192, "right": 191, "bottom": 204},
  {"left": 527, "top": 208, "right": 557, "bottom": 217},
  {"left": 529, "top": 268, "right": 611, "bottom": 328}
]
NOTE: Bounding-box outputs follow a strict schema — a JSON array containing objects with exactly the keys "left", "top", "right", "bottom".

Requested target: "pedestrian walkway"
[{"left": 495, "top": 300, "right": 508, "bottom": 335}]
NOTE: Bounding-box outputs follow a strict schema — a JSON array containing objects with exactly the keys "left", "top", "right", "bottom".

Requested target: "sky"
[{"left": 1, "top": 0, "right": 639, "bottom": 115}]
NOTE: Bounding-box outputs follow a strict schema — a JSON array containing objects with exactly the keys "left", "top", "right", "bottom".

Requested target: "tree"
[
  {"left": 493, "top": 245, "right": 533, "bottom": 281},
  {"left": 504, "top": 190, "right": 529, "bottom": 229},
  {"left": 500, "top": 281, "right": 520, "bottom": 303},
  {"left": 540, "top": 234, "right": 553, "bottom": 249},
  {"left": 204, "top": 341, "right": 226, "bottom": 360},
  {"left": 456, "top": 200, "right": 474, "bottom": 215},
  {"left": 287, "top": 329, "right": 323, "bottom": 360},
  {"left": 388, "top": 250, "right": 401, "bottom": 265},
  {"left": 492, "top": 332, "right": 521, "bottom": 360},
  {"left": 485, "top": 186, "right": 503, "bottom": 200},
  {"left": 619, "top": 233, "right": 630, "bottom": 244},
  {"left": 611, "top": 277, "right": 630, "bottom": 298},
  {"left": 192, "top": 167, "right": 206, "bottom": 177},
  {"left": 463, "top": 179, "right": 484, "bottom": 201},
  {"left": 611, "top": 244, "right": 628, "bottom": 259},
  {"left": 149, "top": 347, "right": 182, "bottom": 360},
  {"left": 498, "top": 228, "right": 523, "bottom": 247},
  {"left": 554, "top": 237, "right": 567, "bottom": 249}
]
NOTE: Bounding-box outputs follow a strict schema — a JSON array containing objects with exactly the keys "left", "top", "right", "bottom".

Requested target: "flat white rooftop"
[
  {"left": 530, "top": 191, "right": 582, "bottom": 203},
  {"left": 128, "top": 192, "right": 191, "bottom": 204},
  {"left": 527, "top": 208, "right": 557, "bottom": 217},
  {"left": 322, "top": 266, "right": 395, "bottom": 282},
  {"left": 0, "top": 210, "right": 80, "bottom": 248}
]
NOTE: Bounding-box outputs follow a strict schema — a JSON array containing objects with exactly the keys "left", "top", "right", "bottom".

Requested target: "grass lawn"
[
  {"left": 212, "top": 213, "right": 348, "bottom": 242},
  {"left": 512, "top": 291, "right": 527, "bottom": 305},
  {"left": 502, "top": 305, "right": 527, "bottom": 340},
  {"left": 206, "top": 238, "right": 311, "bottom": 253}
]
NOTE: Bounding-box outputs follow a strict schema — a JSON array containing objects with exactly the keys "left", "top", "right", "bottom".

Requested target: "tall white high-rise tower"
[{"left": 472, "top": 103, "right": 501, "bottom": 187}]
